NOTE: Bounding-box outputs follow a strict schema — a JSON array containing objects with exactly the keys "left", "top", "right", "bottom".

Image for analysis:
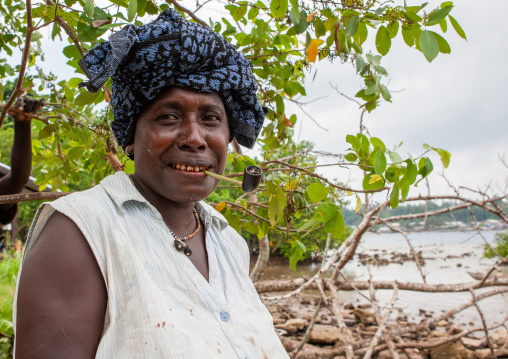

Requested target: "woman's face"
[{"left": 132, "top": 86, "right": 229, "bottom": 204}]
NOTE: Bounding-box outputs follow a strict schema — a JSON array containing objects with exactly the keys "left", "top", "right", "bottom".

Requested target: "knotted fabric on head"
[{"left": 78, "top": 9, "right": 266, "bottom": 150}]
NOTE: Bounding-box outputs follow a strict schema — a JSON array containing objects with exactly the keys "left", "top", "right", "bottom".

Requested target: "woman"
[{"left": 14, "top": 9, "right": 289, "bottom": 359}]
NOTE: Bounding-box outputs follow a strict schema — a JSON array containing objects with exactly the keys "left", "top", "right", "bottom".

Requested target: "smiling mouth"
[{"left": 170, "top": 163, "right": 211, "bottom": 172}]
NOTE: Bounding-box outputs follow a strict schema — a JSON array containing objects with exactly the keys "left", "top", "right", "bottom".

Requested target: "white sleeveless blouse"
[{"left": 13, "top": 171, "right": 288, "bottom": 359}]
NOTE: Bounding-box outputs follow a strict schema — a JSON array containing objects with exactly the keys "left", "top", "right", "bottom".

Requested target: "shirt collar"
[{"left": 100, "top": 171, "right": 229, "bottom": 230}]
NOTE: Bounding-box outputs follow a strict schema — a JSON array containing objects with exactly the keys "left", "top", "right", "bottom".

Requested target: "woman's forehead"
[{"left": 150, "top": 86, "right": 225, "bottom": 110}]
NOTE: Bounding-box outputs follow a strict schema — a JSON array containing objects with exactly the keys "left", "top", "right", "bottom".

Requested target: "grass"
[{"left": 0, "top": 251, "right": 21, "bottom": 358}]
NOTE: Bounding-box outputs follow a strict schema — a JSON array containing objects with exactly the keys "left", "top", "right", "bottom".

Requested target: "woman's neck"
[{"left": 130, "top": 174, "right": 199, "bottom": 234}]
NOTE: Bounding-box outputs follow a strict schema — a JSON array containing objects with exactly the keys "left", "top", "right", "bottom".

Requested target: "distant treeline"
[{"left": 343, "top": 201, "right": 506, "bottom": 228}]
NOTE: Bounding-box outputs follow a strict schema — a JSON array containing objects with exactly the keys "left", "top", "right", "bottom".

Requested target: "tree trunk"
[{"left": 250, "top": 234, "right": 269, "bottom": 282}]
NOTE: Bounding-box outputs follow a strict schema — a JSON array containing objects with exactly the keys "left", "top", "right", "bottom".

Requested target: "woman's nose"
[{"left": 177, "top": 119, "right": 207, "bottom": 151}]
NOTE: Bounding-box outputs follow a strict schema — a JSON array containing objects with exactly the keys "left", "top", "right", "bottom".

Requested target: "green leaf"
[
  {"left": 385, "top": 165, "right": 399, "bottom": 183},
  {"left": 0, "top": 319, "right": 14, "bottom": 336},
  {"left": 429, "top": 31, "right": 451, "bottom": 53},
  {"left": 418, "top": 157, "right": 434, "bottom": 178},
  {"left": 375, "top": 25, "right": 391, "bottom": 56},
  {"left": 439, "top": 18, "right": 447, "bottom": 32},
  {"left": 370, "top": 137, "right": 386, "bottom": 151},
  {"left": 323, "top": 211, "right": 344, "bottom": 238},
  {"left": 313, "top": 202, "right": 338, "bottom": 223},
  {"left": 404, "top": 159, "right": 418, "bottom": 185},
  {"left": 84, "top": 0, "right": 94, "bottom": 18},
  {"left": 373, "top": 149, "right": 387, "bottom": 175},
  {"left": 426, "top": 5, "right": 453, "bottom": 26},
  {"left": 67, "top": 146, "right": 85, "bottom": 161},
  {"left": 402, "top": 28, "right": 414, "bottom": 47},
  {"left": 362, "top": 173, "right": 385, "bottom": 191},
  {"left": 74, "top": 90, "right": 101, "bottom": 106},
  {"left": 449, "top": 15, "right": 466, "bottom": 40},
  {"left": 345, "top": 153, "right": 358, "bottom": 162},
  {"left": 379, "top": 84, "right": 391, "bottom": 101},
  {"left": 289, "top": 239, "right": 306, "bottom": 270},
  {"left": 389, "top": 152, "right": 403, "bottom": 166},
  {"left": 345, "top": 16, "right": 359, "bottom": 37},
  {"left": 314, "top": 17, "right": 326, "bottom": 38},
  {"left": 404, "top": 11, "right": 422, "bottom": 22},
  {"left": 390, "top": 182, "right": 400, "bottom": 209},
  {"left": 356, "top": 55, "right": 365, "bottom": 74},
  {"left": 298, "top": 218, "right": 317, "bottom": 233},
  {"left": 270, "top": 0, "right": 288, "bottom": 18},
  {"left": 355, "top": 21, "right": 368, "bottom": 45},
  {"left": 128, "top": 0, "right": 137, "bottom": 22},
  {"left": 433, "top": 148, "right": 451, "bottom": 168},
  {"left": 306, "top": 182, "right": 328, "bottom": 203},
  {"left": 346, "top": 134, "right": 360, "bottom": 151},
  {"left": 243, "top": 222, "right": 259, "bottom": 235},
  {"left": 386, "top": 21, "right": 399, "bottom": 39},
  {"left": 355, "top": 195, "right": 362, "bottom": 213},
  {"left": 67, "top": 77, "right": 83, "bottom": 88},
  {"left": 268, "top": 186, "right": 286, "bottom": 226},
  {"left": 420, "top": 30, "right": 439, "bottom": 62},
  {"left": 248, "top": 6, "right": 260, "bottom": 20}
]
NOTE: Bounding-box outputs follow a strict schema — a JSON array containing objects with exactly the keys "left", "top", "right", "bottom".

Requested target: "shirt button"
[{"left": 220, "top": 311, "right": 230, "bottom": 322}]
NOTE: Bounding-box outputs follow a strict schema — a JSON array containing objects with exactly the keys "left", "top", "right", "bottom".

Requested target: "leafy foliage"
[
  {"left": 484, "top": 231, "right": 508, "bottom": 259},
  {"left": 0, "top": 0, "right": 466, "bottom": 268}
]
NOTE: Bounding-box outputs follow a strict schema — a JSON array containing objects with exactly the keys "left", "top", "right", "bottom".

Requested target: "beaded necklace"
[{"left": 129, "top": 174, "right": 199, "bottom": 257}]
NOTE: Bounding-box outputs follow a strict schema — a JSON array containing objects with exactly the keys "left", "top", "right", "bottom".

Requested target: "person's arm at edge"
[
  {"left": 0, "top": 98, "right": 43, "bottom": 223},
  {"left": 15, "top": 210, "right": 107, "bottom": 359}
]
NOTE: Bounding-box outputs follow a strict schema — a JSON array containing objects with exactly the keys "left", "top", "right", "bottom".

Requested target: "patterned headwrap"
[{"left": 78, "top": 9, "right": 266, "bottom": 150}]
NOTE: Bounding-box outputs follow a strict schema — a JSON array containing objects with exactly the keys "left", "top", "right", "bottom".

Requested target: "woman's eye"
[
  {"left": 203, "top": 114, "right": 221, "bottom": 122},
  {"left": 157, "top": 113, "right": 179, "bottom": 122}
]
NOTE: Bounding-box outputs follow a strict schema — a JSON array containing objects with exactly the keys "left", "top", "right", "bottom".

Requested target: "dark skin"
[
  {"left": 0, "top": 97, "right": 44, "bottom": 224},
  {"left": 15, "top": 87, "right": 230, "bottom": 358}
]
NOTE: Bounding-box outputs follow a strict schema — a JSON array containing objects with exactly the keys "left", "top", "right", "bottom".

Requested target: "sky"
[{"left": 11, "top": 0, "right": 508, "bottom": 202}]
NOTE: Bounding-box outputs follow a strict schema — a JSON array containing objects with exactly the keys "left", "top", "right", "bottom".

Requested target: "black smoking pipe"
[{"left": 203, "top": 166, "right": 263, "bottom": 192}]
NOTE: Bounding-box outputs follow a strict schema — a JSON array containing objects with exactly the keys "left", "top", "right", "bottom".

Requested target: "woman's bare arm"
[{"left": 15, "top": 210, "right": 107, "bottom": 359}]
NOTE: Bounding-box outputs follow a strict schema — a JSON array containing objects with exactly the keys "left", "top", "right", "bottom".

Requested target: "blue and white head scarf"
[{"left": 78, "top": 9, "right": 266, "bottom": 150}]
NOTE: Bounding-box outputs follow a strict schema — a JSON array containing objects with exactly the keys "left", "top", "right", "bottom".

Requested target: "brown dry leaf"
[
  {"left": 306, "top": 12, "right": 317, "bottom": 22},
  {"left": 91, "top": 19, "right": 112, "bottom": 28},
  {"left": 284, "top": 116, "right": 294, "bottom": 127},
  {"left": 306, "top": 39, "right": 324, "bottom": 63},
  {"left": 215, "top": 201, "right": 227, "bottom": 212}
]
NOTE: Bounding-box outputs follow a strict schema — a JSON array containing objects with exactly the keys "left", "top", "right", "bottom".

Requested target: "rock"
[
  {"left": 490, "top": 327, "right": 508, "bottom": 347},
  {"left": 429, "top": 339, "right": 475, "bottom": 359},
  {"left": 276, "top": 318, "right": 307, "bottom": 334},
  {"left": 352, "top": 308, "right": 377, "bottom": 326},
  {"left": 430, "top": 330, "right": 449, "bottom": 338},
  {"left": 309, "top": 324, "right": 344, "bottom": 345},
  {"left": 358, "top": 303, "right": 372, "bottom": 309},
  {"left": 461, "top": 337, "right": 483, "bottom": 350},
  {"left": 474, "top": 348, "right": 492, "bottom": 359},
  {"left": 377, "top": 350, "right": 409, "bottom": 359}
]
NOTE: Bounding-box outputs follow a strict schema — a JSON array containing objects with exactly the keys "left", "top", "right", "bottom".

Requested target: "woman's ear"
[{"left": 125, "top": 139, "right": 135, "bottom": 160}]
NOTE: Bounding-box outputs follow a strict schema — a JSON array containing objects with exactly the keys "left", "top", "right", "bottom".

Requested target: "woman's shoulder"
[{"left": 51, "top": 171, "right": 135, "bottom": 217}]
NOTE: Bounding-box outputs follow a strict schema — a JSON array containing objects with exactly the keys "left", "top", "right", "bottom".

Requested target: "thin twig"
[
  {"left": 167, "top": 0, "right": 209, "bottom": 27},
  {"left": 291, "top": 299, "right": 323, "bottom": 358},
  {"left": 469, "top": 289, "right": 496, "bottom": 358}
]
